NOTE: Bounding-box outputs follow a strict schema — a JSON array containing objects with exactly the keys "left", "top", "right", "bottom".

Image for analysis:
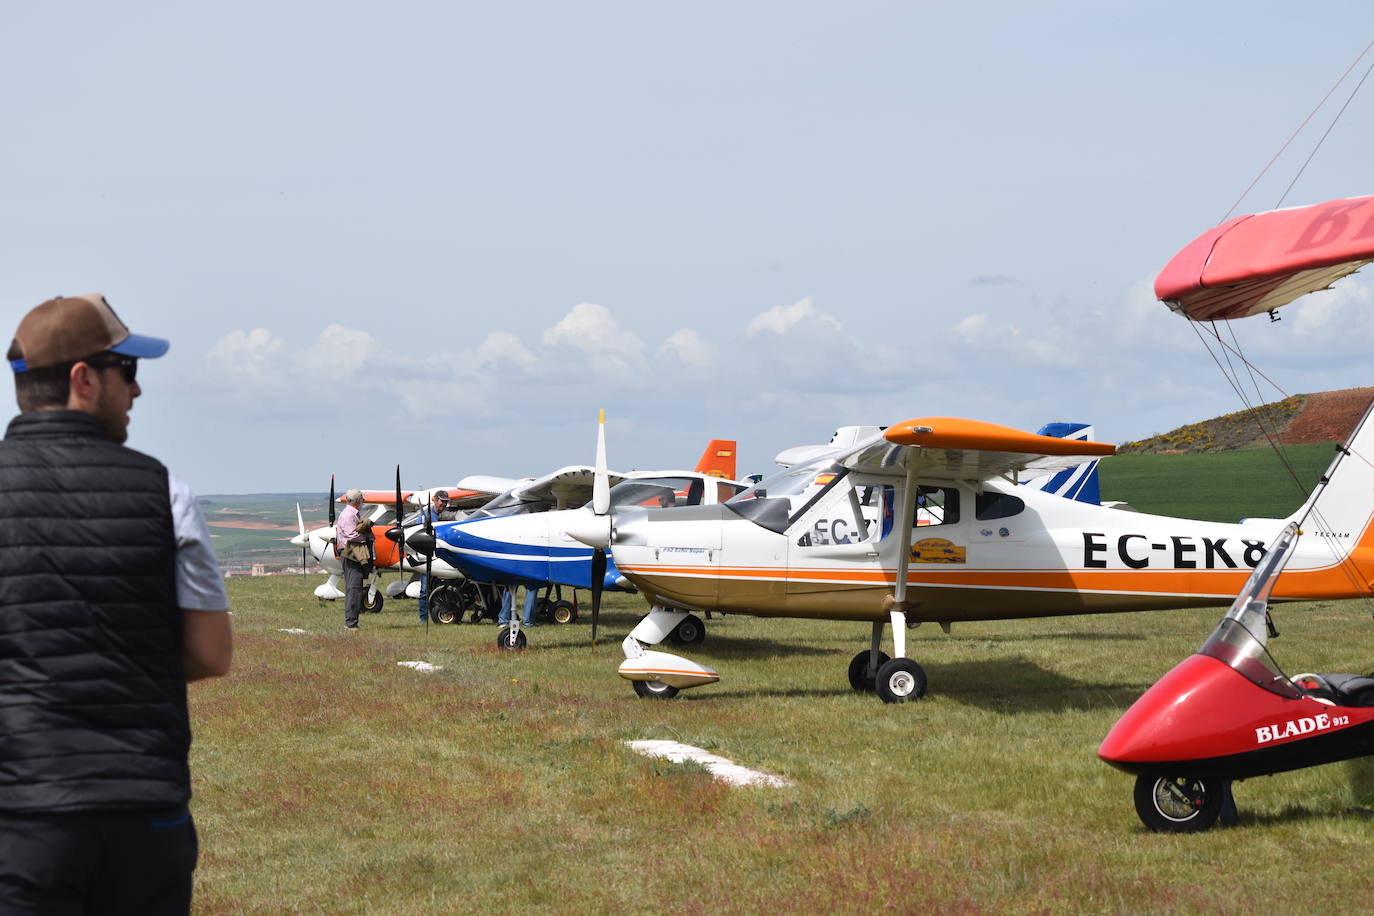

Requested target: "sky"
[{"left": 2, "top": 2, "right": 1373, "bottom": 495}]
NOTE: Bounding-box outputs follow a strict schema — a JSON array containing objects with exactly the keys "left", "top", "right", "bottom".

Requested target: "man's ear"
[{"left": 67, "top": 362, "right": 101, "bottom": 410}]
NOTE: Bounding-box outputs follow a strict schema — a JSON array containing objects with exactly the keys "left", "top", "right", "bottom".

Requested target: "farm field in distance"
[{"left": 194, "top": 577, "right": 1374, "bottom": 913}]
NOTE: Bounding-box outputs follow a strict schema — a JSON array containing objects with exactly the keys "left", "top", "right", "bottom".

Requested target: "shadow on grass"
[{"left": 698, "top": 655, "right": 1153, "bottom": 712}]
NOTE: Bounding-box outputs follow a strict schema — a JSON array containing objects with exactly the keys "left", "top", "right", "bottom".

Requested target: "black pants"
[
  {"left": 0, "top": 806, "right": 197, "bottom": 915},
  {"left": 342, "top": 556, "right": 367, "bottom": 626}
]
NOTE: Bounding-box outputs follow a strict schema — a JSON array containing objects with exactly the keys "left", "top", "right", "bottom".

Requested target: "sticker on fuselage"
[{"left": 911, "top": 538, "right": 966, "bottom": 564}]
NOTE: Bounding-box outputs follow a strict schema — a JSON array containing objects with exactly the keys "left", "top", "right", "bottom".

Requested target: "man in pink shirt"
[{"left": 335, "top": 488, "right": 369, "bottom": 629}]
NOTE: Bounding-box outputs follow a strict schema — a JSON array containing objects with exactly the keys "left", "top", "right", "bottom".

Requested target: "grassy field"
[
  {"left": 190, "top": 576, "right": 1374, "bottom": 914},
  {"left": 1097, "top": 442, "right": 1337, "bottom": 522}
]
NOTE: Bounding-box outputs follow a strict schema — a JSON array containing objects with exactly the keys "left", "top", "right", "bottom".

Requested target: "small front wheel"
[
  {"left": 632, "top": 679, "right": 680, "bottom": 699},
  {"left": 495, "top": 627, "right": 528, "bottom": 651},
  {"left": 1133, "top": 775, "right": 1225, "bottom": 833},
  {"left": 874, "top": 658, "right": 927, "bottom": 703},
  {"left": 362, "top": 590, "right": 384, "bottom": 614}
]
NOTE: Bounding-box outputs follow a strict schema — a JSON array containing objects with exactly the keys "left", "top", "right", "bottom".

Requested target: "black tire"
[
  {"left": 1133, "top": 775, "right": 1225, "bottom": 833},
  {"left": 669, "top": 614, "right": 706, "bottom": 645},
  {"left": 428, "top": 585, "right": 460, "bottom": 625},
  {"left": 874, "top": 658, "right": 927, "bottom": 703},
  {"left": 495, "top": 627, "right": 527, "bottom": 651},
  {"left": 847, "top": 650, "right": 892, "bottom": 692},
  {"left": 535, "top": 597, "right": 555, "bottom": 624},
  {"left": 551, "top": 600, "right": 577, "bottom": 624},
  {"left": 362, "top": 590, "right": 384, "bottom": 614},
  {"left": 632, "top": 679, "right": 680, "bottom": 699}
]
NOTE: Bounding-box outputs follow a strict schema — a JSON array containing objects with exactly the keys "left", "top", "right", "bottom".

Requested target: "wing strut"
[{"left": 887, "top": 459, "right": 920, "bottom": 617}]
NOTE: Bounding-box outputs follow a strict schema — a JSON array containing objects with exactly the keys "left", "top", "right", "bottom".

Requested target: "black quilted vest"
[{"left": 0, "top": 410, "right": 188, "bottom": 812}]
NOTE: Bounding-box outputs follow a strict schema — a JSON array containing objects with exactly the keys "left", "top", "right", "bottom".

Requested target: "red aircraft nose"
[{"left": 1098, "top": 654, "right": 1276, "bottom": 771}]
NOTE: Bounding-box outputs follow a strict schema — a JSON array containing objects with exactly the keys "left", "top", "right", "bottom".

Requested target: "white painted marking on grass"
[
  {"left": 277, "top": 628, "right": 308, "bottom": 634},
  {"left": 625, "top": 740, "right": 791, "bottom": 787},
  {"left": 398, "top": 661, "right": 444, "bottom": 673}
]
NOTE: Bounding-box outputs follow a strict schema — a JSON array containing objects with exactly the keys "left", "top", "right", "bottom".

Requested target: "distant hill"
[{"left": 1119, "top": 386, "right": 1374, "bottom": 455}]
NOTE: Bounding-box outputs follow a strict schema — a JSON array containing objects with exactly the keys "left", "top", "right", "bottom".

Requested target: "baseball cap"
[{"left": 9, "top": 293, "right": 169, "bottom": 373}]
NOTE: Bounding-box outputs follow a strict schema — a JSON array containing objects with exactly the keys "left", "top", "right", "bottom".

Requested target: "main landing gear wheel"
[
  {"left": 1133, "top": 775, "right": 1225, "bottom": 833},
  {"left": 847, "top": 650, "right": 892, "bottom": 692},
  {"left": 495, "top": 627, "right": 527, "bottom": 651},
  {"left": 551, "top": 600, "right": 577, "bottom": 624},
  {"left": 875, "top": 658, "right": 927, "bottom": 703},
  {"left": 669, "top": 614, "right": 706, "bottom": 645},
  {"left": 632, "top": 680, "right": 680, "bottom": 699},
  {"left": 362, "top": 591, "right": 384, "bottom": 614},
  {"left": 534, "top": 597, "right": 556, "bottom": 624},
  {"left": 428, "top": 585, "right": 460, "bottom": 625}
]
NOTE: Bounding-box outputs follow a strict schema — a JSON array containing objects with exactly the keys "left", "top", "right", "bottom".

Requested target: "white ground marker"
[
  {"left": 276, "top": 628, "right": 308, "bottom": 634},
  {"left": 397, "top": 661, "right": 444, "bottom": 673},
  {"left": 625, "top": 740, "right": 791, "bottom": 787}
]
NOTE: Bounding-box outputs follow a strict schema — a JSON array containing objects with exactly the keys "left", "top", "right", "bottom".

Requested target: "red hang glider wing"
[{"left": 1155, "top": 194, "right": 1374, "bottom": 321}]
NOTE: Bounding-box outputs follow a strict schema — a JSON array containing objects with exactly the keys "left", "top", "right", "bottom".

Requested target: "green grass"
[
  {"left": 1098, "top": 442, "right": 1339, "bottom": 521},
  {"left": 190, "top": 577, "right": 1374, "bottom": 914}
]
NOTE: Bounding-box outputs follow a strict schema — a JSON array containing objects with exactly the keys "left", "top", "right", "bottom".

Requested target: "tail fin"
[
  {"left": 694, "top": 439, "right": 737, "bottom": 479},
  {"left": 1023, "top": 423, "right": 1102, "bottom": 504},
  {"left": 1289, "top": 396, "right": 1374, "bottom": 567}
]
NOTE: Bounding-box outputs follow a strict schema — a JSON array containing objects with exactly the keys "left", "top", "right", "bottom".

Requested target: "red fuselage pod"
[{"left": 1099, "top": 654, "right": 1374, "bottom": 781}]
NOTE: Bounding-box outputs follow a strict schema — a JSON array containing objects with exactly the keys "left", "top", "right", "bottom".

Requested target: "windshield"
[
  {"left": 469, "top": 491, "right": 552, "bottom": 520},
  {"left": 1198, "top": 521, "right": 1303, "bottom": 699},
  {"left": 609, "top": 476, "right": 705, "bottom": 509},
  {"left": 725, "top": 457, "right": 846, "bottom": 533}
]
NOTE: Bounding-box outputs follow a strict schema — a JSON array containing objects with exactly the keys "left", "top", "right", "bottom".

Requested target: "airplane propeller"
[
  {"left": 589, "top": 410, "right": 610, "bottom": 644},
  {"left": 328, "top": 474, "right": 336, "bottom": 526},
  {"left": 295, "top": 503, "right": 308, "bottom": 577}
]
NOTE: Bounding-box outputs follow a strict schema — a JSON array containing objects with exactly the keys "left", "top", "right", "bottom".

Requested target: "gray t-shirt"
[{"left": 169, "top": 471, "right": 230, "bottom": 611}]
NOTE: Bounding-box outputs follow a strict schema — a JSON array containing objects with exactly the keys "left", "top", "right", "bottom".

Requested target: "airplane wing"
[
  {"left": 835, "top": 417, "right": 1115, "bottom": 481},
  {"left": 1156, "top": 193, "right": 1374, "bottom": 321},
  {"left": 510, "top": 465, "right": 630, "bottom": 509}
]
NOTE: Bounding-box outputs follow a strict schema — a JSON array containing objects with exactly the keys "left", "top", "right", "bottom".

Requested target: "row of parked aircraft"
[{"left": 286, "top": 192, "right": 1374, "bottom": 832}]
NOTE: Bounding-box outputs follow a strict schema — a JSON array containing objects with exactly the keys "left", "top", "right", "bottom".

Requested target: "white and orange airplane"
[
  {"left": 568, "top": 409, "right": 1374, "bottom": 702},
  {"left": 568, "top": 192, "right": 1374, "bottom": 702}
]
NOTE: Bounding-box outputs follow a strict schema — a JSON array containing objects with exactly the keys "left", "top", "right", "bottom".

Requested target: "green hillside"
[{"left": 1098, "top": 441, "right": 1338, "bottom": 521}]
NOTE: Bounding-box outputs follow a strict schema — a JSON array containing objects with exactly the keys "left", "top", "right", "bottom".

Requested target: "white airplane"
[{"left": 567, "top": 409, "right": 1374, "bottom": 702}]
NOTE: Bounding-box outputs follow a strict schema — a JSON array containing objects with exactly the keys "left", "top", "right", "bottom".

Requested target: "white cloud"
[
  {"left": 206, "top": 328, "right": 287, "bottom": 389},
  {"left": 745, "top": 297, "right": 844, "bottom": 337},
  {"left": 949, "top": 313, "right": 987, "bottom": 343},
  {"left": 542, "top": 302, "right": 646, "bottom": 374},
  {"left": 659, "top": 328, "right": 713, "bottom": 367},
  {"left": 472, "top": 331, "right": 537, "bottom": 374}
]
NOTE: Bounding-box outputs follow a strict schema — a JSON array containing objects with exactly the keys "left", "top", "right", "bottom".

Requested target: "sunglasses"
[{"left": 83, "top": 354, "right": 138, "bottom": 384}]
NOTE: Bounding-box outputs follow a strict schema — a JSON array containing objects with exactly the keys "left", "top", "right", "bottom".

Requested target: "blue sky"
[{"left": 3, "top": 2, "right": 1372, "bottom": 494}]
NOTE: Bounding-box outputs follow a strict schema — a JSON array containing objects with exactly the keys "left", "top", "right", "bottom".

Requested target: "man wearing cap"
[
  {"left": 0, "top": 294, "right": 232, "bottom": 913},
  {"left": 416, "top": 490, "right": 454, "bottom": 623},
  {"left": 336, "top": 488, "right": 370, "bottom": 629}
]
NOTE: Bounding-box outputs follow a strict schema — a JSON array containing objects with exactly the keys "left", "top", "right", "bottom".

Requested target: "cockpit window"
[
  {"left": 726, "top": 457, "right": 847, "bottom": 531},
  {"left": 975, "top": 491, "right": 1024, "bottom": 520},
  {"left": 609, "top": 476, "right": 705, "bottom": 509},
  {"left": 470, "top": 492, "right": 552, "bottom": 519}
]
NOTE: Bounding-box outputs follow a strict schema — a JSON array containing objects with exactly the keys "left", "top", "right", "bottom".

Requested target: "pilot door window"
[
  {"left": 795, "top": 481, "right": 886, "bottom": 547},
  {"left": 914, "top": 486, "right": 958, "bottom": 528}
]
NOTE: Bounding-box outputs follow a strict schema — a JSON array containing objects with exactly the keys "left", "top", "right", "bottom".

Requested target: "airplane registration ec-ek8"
[{"left": 567, "top": 406, "right": 1374, "bottom": 703}]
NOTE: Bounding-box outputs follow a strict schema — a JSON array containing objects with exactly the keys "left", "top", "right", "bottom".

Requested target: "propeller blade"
[
  {"left": 590, "top": 547, "right": 606, "bottom": 645},
  {"left": 328, "top": 474, "right": 336, "bottom": 526},
  {"left": 298, "top": 502, "right": 308, "bottom": 578},
  {"left": 592, "top": 409, "right": 609, "bottom": 516}
]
